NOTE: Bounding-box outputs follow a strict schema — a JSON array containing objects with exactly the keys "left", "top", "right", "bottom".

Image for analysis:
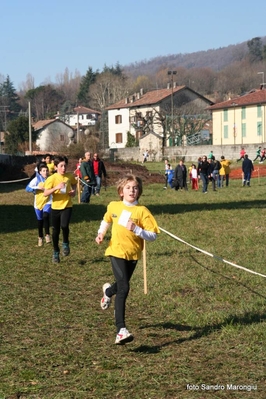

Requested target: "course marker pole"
[{"left": 143, "top": 240, "right": 147, "bottom": 294}]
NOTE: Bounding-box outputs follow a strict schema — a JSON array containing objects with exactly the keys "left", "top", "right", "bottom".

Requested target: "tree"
[
  {"left": 77, "top": 67, "right": 98, "bottom": 106},
  {"left": 126, "top": 131, "right": 137, "bottom": 147},
  {"left": 247, "top": 37, "right": 263, "bottom": 63},
  {"left": 0, "top": 75, "right": 21, "bottom": 125},
  {"left": 5, "top": 116, "right": 37, "bottom": 154},
  {"left": 25, "top": 85, "right": 63, "bottom": 120}
]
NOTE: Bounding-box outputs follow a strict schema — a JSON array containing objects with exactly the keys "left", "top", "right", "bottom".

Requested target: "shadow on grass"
[
  {"left": 132, "top": 311, "right": 266, "bottom": 354},
  {"left": 2, "top": 198, "right": 266, "bottom": 234},
  {"left": 190, "top": 254, "right": 266, "bottom": 300},
  {"left": 0, "top": 203, "right": 107, "bottom": 233}
]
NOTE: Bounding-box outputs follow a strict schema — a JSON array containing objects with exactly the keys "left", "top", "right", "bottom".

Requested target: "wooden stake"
[
  {"left": 77, "top": 178, "right": 81, "bottom": 203},
  {"left": 143, "top": 240, "right": 147, "bottom": 294}
]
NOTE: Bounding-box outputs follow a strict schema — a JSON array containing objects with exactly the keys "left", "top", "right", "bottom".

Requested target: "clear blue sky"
[{"left": 1, "top": 0, "right": 266, "bottom": 90}]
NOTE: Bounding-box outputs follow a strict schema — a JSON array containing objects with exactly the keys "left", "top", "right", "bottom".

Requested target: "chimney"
[
  {"left": 173, "top": 82, "right": 177, "bottom": 88},
  {"left": 125, "top": 97, "right": 129, "bottom": 104},
  {"left": 140, "top": 88, "right": 144, "bottom": 96},
  {"left": 137, "top": 93, "right": 140, "bottom": 99},
  {"left": 167, "top": 83, "right": 171, "bottom": 89}
]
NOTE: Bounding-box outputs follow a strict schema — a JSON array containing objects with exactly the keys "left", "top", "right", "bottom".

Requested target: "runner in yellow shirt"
[
  {"left": 44, "top": 156, "right": 77, "bottom": 263},
  {"left": 95, "top": 174, "right": 159, "bottom": 345}
]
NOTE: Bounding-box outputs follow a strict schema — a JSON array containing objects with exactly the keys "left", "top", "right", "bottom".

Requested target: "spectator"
[
  {"left": 208, "top": 150, "right": 215, "bottom": 160},
  {"left": 92, "top": 153, "right": 107, "bottom": 196},
  {"left": 191, "top": 164, "right": 198, "bottom": 190},
  {"left": 198, "top": 155, "right": 210, "bottom": 193},
  {"left": 80, "top": 152, "right": 96, "bottom": 204},
  {"left": 242, "top": 154, "right": 254, "bottom": 186},
  {"left": 174, "top": 159, "right": 188, "bottom": 191},
  {"left": 219, "top": 156, "right": 231, "bottom": 187}
]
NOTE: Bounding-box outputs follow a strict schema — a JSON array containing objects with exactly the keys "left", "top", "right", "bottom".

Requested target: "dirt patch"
[
  {"left": 2, "top": 159, "right": 266, "bottom": 185},
  {"left": 3, "top": 159, "right": 164, "bottom": 186}
]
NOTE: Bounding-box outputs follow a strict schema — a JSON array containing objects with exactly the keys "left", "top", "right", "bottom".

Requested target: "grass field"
[{"left": 0, "top": 172, "right": 265, "bottom": 398}]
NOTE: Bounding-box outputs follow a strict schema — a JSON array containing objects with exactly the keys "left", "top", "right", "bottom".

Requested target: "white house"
[
  {"left": 33, "top": 119, "right": 74, "bottom": 152},
  {"left": 106, "top": 85, "right": 213, "bottom": 149},
  {"left": 59, "top": 106, "right": 101, "bottom": 130}
]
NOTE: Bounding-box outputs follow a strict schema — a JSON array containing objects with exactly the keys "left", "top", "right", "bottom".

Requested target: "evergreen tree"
[
  {"left": 77, "top": 67, "right": 98, "bottom": 106},
  {"left": 0, "top": 75, "right": 21, "bottom": 124},
  {"left": 5, "top": 116, "right": 37, "bottom": 154},
  {"left": 247, "top": 37, "right": 263, "bottom": 62}
]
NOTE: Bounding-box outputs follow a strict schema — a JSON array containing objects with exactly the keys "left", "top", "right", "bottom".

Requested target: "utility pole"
[
  {"left": 28, "top": 101, "right": 32, "bottom": 153},
  {"left": 167, "top": 71, "right": 177, "bottom": 145}
]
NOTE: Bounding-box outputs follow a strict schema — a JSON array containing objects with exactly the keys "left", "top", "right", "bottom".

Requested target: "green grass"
[{"left": 0, "top": 177, "right": 265, "bottom": 398}]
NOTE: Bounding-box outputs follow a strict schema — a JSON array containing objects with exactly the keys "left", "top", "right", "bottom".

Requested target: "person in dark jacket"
[
  {"left": 80, "top": 152, "right": 96, "bottom": 203},
  {"left": 198, "top": 155, "right": 210, "bottom": 193},
  {"left": 174, "top": 160, "right": 188, "bottom": 191},
  {"left": 92, "top": 153, "right": 107, "bottom": 196},
  {"left": 242, "top": 154, "right": 254, "bottom": 186}
]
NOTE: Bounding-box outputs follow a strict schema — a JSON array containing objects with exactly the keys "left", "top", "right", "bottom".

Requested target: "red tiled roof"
[
  {"left": 33, "top": 119, "right": 73, "bottom": 131},
  {"left": 106, "top": 86, "right": 188, "bottom": 110},
  {"left": 208, "top": 89, "right": 266, "bottom": 110},
  {"left": 32, "top": 119, "right": 56, "bottom": 130},
  {"left": 74, "top": 106, "right": 101, "bottom": 114}
]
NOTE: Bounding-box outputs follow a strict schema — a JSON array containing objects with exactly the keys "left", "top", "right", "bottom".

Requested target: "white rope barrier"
[
  {"left": 0, "top": 177, "right": 30, "bottom": 184},
  {"left": 159, "top": 226, "right": 266, "bottom": 278}
]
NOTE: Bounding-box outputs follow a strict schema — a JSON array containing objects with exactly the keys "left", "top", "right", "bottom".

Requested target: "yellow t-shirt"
[
  {"left": 44, "top": 172, "right": 77, "bottom": 210},
  {"left": 104, "top": 201, "right": 160, "bottom": 260},
  {"left": 46, "top": 162, "right": 55, "bottom": 173}
]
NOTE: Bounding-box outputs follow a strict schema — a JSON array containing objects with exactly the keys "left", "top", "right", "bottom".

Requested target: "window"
[
  {"left": 223, "top": 125, "right": 228, "bottom": 139},
  {"left": 115, "top": 115, "right": 122, "bottom": 124},
  {"left": 136, "top": 130, "right": 143, "bottom": 140},
  {"left": 241, "top": 123, "right": 246, "bottom": 138},
  {"left": 257, "top": 122, "right": 262, "bottom": 136},
  {"left": 116, "top": 133, "right": 123, "bottom": 143},
  {"left": 223, "top": 109, "right": 228, "bottom": 122},
  {"left": 241, "top": 107, "right": 246, "bottom": 119},
  {"left": 257, "top": 105, "right": 262, "bottom": 118},
  {"left": 146, "top": 111, "right": 152, "bottom": 117},
  {"left": 60, "top": 135, "right": 64, "bottom": 141}
]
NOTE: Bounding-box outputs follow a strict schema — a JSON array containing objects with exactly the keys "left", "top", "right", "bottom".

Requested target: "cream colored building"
[{"left": 208, "top": 88, "right": 266, "bottom": 146}]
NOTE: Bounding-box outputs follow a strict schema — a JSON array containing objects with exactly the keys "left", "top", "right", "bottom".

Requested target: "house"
[
  {"left": 208, "top": 87, "right": 266, "bottom": 146},
  {"left": 33, "top": 119, "right": 75, "bottom": 152},
  {"left": 58, "top": 106, "right": 101, "bottom": 131},
  {"left": 106, "top": 85, "right": 213, "bottom": 150}
]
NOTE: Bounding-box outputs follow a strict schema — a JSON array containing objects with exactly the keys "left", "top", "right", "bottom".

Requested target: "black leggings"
[
  {"left": 106, "top": 256, "right": 137, "bottom": 332},
  {"left": 51, "top": 208, "right": 72, "bottom": 252},
  {"left": 37, "top": 212, "right": 50, "bottom": 237}
]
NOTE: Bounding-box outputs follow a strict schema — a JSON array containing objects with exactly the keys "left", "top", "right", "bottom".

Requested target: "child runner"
[
  {"left": 95, "top": 174, "right": 160, "bottom": 345},
  {"left": 26, "top": 163, "right": 52, "bottom": 246},
  {"left": 44, "top": 156, "right": 77, "bottom": 263}
]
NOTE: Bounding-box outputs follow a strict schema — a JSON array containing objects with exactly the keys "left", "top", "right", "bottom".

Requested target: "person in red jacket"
[{"left": 92, "top": 153, "right": 107, "bottom": 196}]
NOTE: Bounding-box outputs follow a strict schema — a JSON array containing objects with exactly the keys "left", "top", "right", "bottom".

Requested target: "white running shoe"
[
  {"left": 100, "top": 283, "right": 111, "bottom": 310},
  {"left": 115, "top": 328, "right": 134, "bottom": 345}
]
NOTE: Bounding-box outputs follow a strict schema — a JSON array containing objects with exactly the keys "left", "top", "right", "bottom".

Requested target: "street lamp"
[
  {"left": 258, "top": 72, "right": 265, "bottom": 86},
  {"left": 168, "top": 70, "right": 177, "bottom": 143}
]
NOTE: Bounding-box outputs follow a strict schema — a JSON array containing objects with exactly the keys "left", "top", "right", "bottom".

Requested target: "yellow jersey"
[
  {"left": 44, "top": 172, "right": 77, "bottom": 210},
  {"left": 104, "top": 201, "right": 159, "bottom": 260}
]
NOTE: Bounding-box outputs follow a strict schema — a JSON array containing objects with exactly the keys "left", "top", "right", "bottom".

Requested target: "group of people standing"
[
  {"left": 164, "top": 153, "right": 232, "bottom": 193},
  {"left": 75, "top": 152, "right": 107, "bottom": 204}
]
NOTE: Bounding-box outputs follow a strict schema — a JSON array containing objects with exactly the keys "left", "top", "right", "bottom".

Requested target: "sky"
[{"left": 1, "top": 0, "right": 266, "bottom": 90}]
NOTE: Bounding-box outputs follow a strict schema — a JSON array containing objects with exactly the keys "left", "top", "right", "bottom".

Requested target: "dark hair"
[
  {"left": 38, "top": 162, "right": 48, "bottom": 173},
  {"left": 53, "top": 155, "right": 68, "bottom": 166}
]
